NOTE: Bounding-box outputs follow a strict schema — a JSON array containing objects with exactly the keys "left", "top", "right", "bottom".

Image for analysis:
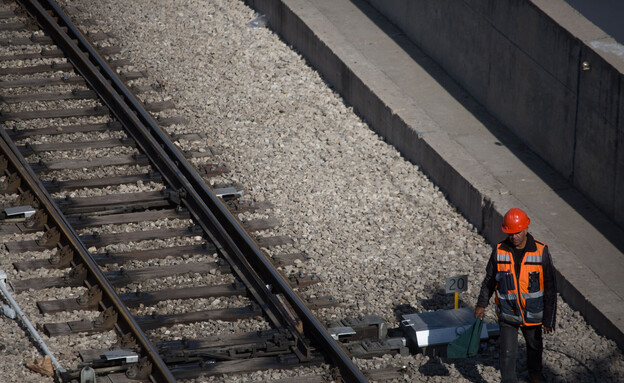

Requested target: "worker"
[{"left": 474, "top": 208, "right": 557, "bottom": 383}]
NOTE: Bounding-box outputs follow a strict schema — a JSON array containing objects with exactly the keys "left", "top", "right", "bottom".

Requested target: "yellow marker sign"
[{"left": 446, "top": 275, "right": 468, "bottom": 309}]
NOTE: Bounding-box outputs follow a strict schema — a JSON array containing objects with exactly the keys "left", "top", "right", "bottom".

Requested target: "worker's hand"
[
  {"left": 543, "top": 326, "right": 554, "bottom": 334},
  {"left": 474, "top": 306, "right": 485, "bottom": 319}
]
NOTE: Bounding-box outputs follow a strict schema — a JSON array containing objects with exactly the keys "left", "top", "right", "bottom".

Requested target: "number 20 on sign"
[{"left": 445, "top": 275, "right": 468, "bottom": 309}]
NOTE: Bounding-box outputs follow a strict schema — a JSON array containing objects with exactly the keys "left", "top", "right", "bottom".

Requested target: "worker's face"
[{"left": 508, "top": 228, "right": 528, "bottom": 249}]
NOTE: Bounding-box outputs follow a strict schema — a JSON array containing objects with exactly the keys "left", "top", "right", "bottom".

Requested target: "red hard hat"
[{"left": 501, "top": 208, "right": 530, "bottom": 233}]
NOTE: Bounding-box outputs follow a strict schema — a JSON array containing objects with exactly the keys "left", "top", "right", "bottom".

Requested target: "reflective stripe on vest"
[
  {"left": 521, "top": 291, "right": 544, "bottom": 299},
  {"left": 524, "top": 255, "right": 542, "bottom": 264},
  {"left": 494, "top": 242, "right": 546, "bottom": 326}
]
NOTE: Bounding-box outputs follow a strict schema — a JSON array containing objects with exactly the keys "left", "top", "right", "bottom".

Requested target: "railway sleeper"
[
  {"left": 13, "top": 261, "right": 320, "bottom": 295},
  {"left": 13, "top": 243, "right": 214, "bottom": 271},
  {"left": 5, "top": 225, "right": 202, "bottom": 252},
  {"left": 0, "top": 207, "right": 186, "bottom": 234},
  {"left": 74, "top": 354, "right": 324, "bottom": 382},
  {"left": 0, "top": 45, "right": 121, "bottom": 62},
  {"left": 0, "top": 9, "right": 18, "bottom": 18},
  {"left": 11, "top": 260, "right": 231, "bottom": 292},
  {"left": 0, "top": 70, "right": 145, "bottom": 89},
  {"left": 54, "top": 190, "right": 177, "bottom": 215},
  {"left": 168, "top": 354, "right": 324, "bottom": 381},
  {"left": 43, "top": 305, "right": 263, "bottom": 336},
  {"left": 5, "top": 225, "right": 298, "bottom": 255},
  {"left": 159, "top": 333, "right": 296, "bottom": 363},
  {"left": 2, "top": 99, "right": 175, "bottom": 123},
  {"left": 0, "top": 31, "right": 111, "bottom": 47},
  {"left": 66, "top": 207, "right": 190, "bottom": 229},
  {"left": 29, "top": 147, "right": 214, "bottom": 173},
  {"left": 199, "top": 163, "right": 229, "bottom": 177},
  {"left": 5, "top": 116, "right": 184, "bottom": 141},
  {"left": 0, "top": 58, "right": 131, "bottom": 76},
  {"left": 41, "top": 172, "right": 163, "bottom": 193},
  {"left": 0, "top": 20, "right": 35, "bottom": 31},
  {"left": 270, "top": 367, "right": 408, "bottom": 383},
  {"left": 19, "top": 136, "right": 138, "bottom": 154},
  {"left": 224, "top": 199, "right": 272, "bottom": 213},
  {"left": 36, "top": 286, "right": 335, "bottom": 317},
  {"left": 14, "top": 131, "right": 206, "bottom": 156},
  {"left": 37, "top": 283, "right": 248, "bottom": 314},
  {"left": 30, "top": 153, "right": 151, "bottom": 173},
  {"left": 14, "top": 242, "right": 296, "bottom": 274},
  {"left": 0, "top": 83, "right": 151, "bottom": 103},
  {"left": 0, "top": 195, "right": 182, "bottom": 235},
  {"left": 257, "top": 235, "right": 293, "bottom": 248}
]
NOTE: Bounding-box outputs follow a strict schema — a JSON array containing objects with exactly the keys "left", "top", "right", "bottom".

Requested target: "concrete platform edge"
[{"left": 243, "top": 0, "right": 624, "bottom": 349}]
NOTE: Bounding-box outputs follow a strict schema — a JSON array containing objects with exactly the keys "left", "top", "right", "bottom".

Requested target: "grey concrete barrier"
[{"left": 364, "top": 0, "right": 624, "bottom": 230}]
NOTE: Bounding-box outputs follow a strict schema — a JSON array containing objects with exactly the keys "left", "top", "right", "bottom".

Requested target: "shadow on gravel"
[
  {"left": 420, "top": 283, "right": 464, "bottom": 312},
  {"left": 391, "top": 285, "right": 459, "bottom": 322},
  {"left": 419, "top": 356, "right": 450, "bottom": 377},
  {"left": 542, "top": 345, "right": 618, "bottom": 383},
  {"left": 448, "top": 358, "right": 493, "bottom": 383}
]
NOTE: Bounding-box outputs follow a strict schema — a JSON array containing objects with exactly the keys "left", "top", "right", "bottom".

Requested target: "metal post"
[{"left": 0, "top": 270, "right": 65, "bottom": 374}]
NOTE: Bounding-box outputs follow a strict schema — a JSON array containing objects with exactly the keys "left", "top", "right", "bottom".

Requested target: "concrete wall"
[{"left": 365, "top": 0, "right": 624, "bottom": 230}]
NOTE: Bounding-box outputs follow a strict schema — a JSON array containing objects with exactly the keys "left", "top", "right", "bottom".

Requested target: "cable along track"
[{"left": 0, "top": 0, "right": 368, "bottom": 382}]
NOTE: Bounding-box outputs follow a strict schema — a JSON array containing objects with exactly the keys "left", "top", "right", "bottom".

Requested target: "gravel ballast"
[{"left": 0, "top": 0, "right": 622, "bottom": 382}]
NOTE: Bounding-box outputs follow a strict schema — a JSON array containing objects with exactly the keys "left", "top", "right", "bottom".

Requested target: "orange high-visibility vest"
[{"left": 494, "top": 241, "right": 545, "bottom": 326}]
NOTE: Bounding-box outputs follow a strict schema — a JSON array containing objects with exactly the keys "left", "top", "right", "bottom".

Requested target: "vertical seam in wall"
[
  {"left": 615, "top": 77, "right": 621, "bottom": 212},
  {"left": 570, "top": 42, "right": 583, "bottom": 181}
]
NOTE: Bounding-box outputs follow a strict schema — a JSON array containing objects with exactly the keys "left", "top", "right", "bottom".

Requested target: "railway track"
[{"left": 0, "top": 1, "right": 408, "bottom": 381}]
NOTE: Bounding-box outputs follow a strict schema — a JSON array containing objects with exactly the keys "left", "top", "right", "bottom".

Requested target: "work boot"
[{"left": 529, "top": 372, "right": 547, "bottom": 383}]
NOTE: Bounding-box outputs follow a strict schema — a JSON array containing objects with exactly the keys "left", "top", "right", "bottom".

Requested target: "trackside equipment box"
[{"left": 400, "top": 308, "right": 498, "bottom": 353}]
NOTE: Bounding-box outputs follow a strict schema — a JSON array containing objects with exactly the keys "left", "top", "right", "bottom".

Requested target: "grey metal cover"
[{"left": 400, "top": 308, "right": 489, "bottom": 348}]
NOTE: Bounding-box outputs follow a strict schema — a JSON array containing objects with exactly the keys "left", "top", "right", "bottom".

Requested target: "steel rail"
[
  {"left": 19, "top": 0, "right": 368, "bottom": 381},
  {"left": 0, "top": 127, "right": 174, "bottom": 382}
]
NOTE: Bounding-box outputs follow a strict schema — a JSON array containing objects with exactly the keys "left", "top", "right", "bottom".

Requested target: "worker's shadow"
[
  {"left": 418, "top": 345, "right": 498, "bottom": 382},
  {"left": 446, "top": 353, "right": 498, "bottom": 383}
]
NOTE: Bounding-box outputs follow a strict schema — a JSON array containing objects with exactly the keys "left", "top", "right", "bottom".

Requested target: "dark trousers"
[{"left": 499, "top": 321, "right": 543, "bottom": 383}]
